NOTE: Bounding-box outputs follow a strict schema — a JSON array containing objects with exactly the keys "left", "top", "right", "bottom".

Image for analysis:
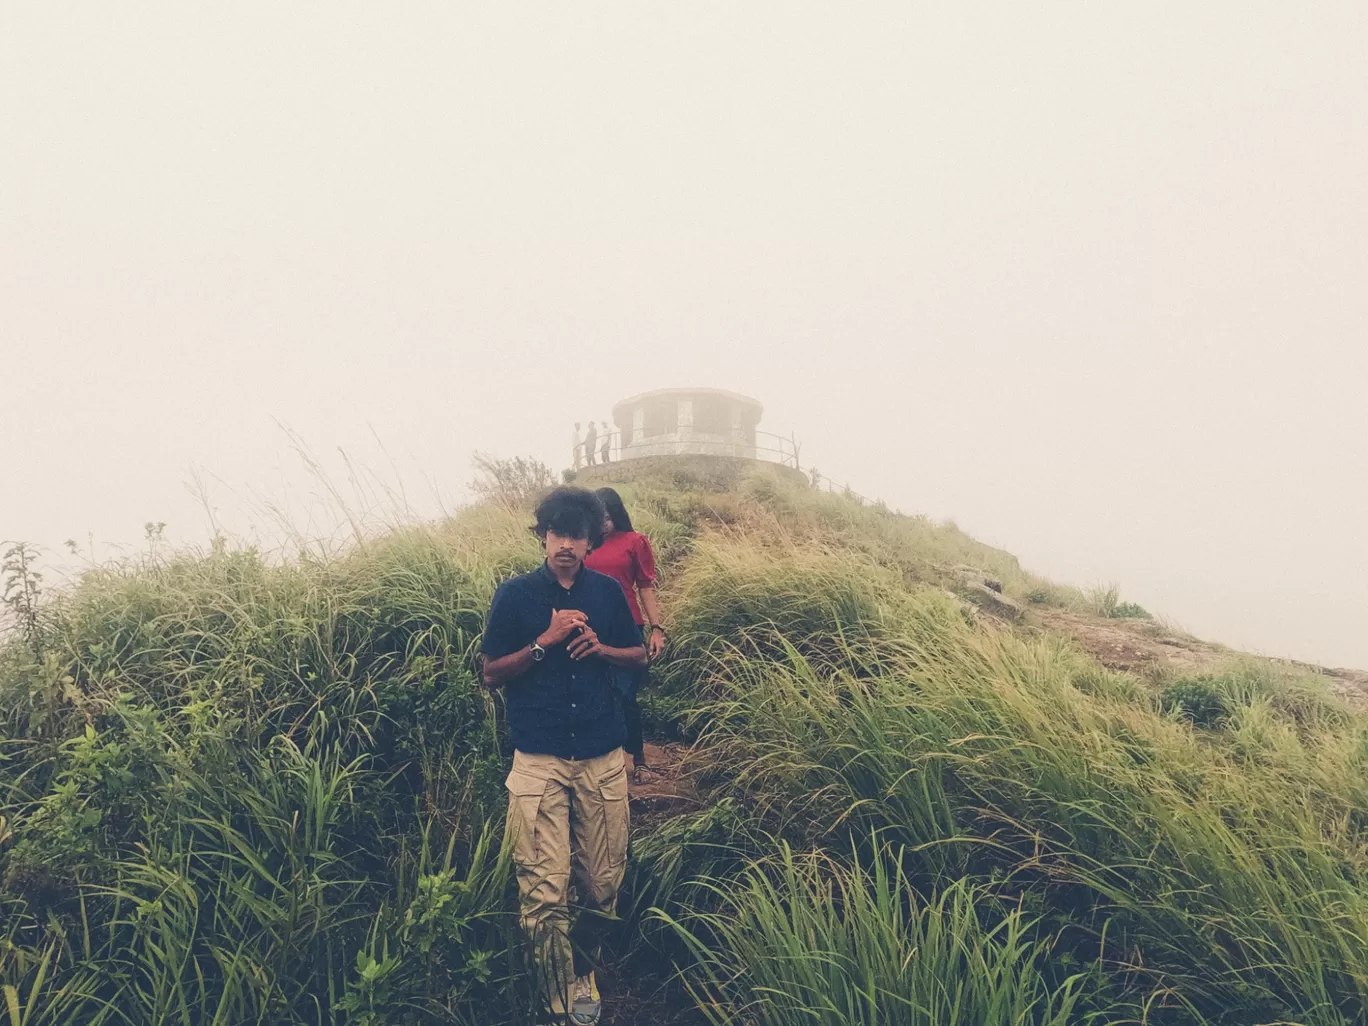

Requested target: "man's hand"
[
  {"left": 538, "top": 609, "right": 588, "bottom": 648},
  {"left": 567, "top": 624, "right": 605, "bottom": 661},
  {"left": 647, "top": 628, "right": 666, "bottom": 662}
]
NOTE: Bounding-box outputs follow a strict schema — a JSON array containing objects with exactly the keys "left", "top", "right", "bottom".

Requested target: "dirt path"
[
  {"left": 594, "top": 742, "right": 706, "bottom": 1026},
  {"left": 598, "top": 965, "right": 706, "bottom": 1026},
  {"left": 623, "top": 742, "right": 702, "bottom": 818}
]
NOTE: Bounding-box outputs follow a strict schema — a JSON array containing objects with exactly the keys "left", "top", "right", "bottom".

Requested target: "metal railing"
[
  {"left": 572, "top": 429, "right": 801, "bottom": 472},
  {"left": 807, "top": 473, "right": 877, "bottom": 508}
]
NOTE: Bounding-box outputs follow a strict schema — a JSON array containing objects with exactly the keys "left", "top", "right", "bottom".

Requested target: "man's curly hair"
[{"left": 532, "top": 487, "right": 606, "bottom": 548}]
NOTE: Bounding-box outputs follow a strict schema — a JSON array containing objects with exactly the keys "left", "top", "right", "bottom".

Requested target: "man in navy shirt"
[{"left": 483, "top": 487, "right": 645, "bottom": 1025}]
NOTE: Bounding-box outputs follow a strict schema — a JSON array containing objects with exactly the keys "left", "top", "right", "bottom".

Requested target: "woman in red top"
[{"left": 585, "top": 487, "right": 666, "bottom": 780}]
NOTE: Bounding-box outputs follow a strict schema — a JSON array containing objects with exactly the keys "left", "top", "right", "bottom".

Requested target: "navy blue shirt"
[{"left": 482, "top": 562, "right": 642, "bottom": 759}]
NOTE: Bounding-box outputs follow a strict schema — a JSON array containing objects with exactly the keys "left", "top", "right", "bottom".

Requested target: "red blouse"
[{"left": 585, "top": 530, "right": 657, "bottom": 626}]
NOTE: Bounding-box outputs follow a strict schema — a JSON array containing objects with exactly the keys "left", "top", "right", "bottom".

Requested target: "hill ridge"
[{"left": 3, "top": 459, "right": 1368, "bottom": 1025}]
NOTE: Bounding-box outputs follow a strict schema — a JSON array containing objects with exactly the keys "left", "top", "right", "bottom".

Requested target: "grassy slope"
[{"left": 2, "top": 461, "right": 1366, "bottom": 1025}]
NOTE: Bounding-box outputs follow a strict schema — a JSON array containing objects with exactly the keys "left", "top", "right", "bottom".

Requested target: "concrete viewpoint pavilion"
[{"left": 573, "top": 387, "right": 799, "bottom": 470}]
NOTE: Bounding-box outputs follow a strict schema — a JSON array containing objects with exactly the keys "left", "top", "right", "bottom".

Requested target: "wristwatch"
[{"left": 530, "top": 641, "right": 546, "bottom": 662}]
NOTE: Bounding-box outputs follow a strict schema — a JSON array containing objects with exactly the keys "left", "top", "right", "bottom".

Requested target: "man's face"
[{"left": 543, "top": 530, "right": 591, "bottom": 569}]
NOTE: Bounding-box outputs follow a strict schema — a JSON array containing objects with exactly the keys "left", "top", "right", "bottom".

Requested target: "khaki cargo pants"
[{"left": 505, "top": 748, "right": 630, "bottom": 1015}]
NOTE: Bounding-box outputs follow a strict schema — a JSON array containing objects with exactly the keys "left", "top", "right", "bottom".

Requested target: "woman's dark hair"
[
  {"left": 533, "top": 487, "right": 606, "bottom": 548},
  {"left": 595, "top": 487, "right": 634, "bottom": 534}
]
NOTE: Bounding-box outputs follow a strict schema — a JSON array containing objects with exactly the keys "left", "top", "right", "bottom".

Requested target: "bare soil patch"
[
  {"left": 1028, "top": 607, "right": 1368, "bottom": 707},
  {"left": 597, "top": 962, "right": 707, "bottom": 1026},
  {"left": 1028, "top": 608, "right": 1223, "bottom": 677},
  {"left": 624, "top": 742, "right": 704, "bottom": 825}
]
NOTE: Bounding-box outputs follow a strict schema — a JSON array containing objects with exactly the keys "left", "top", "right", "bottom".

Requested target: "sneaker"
[{"left": 568, "top": 972, "right": 601, "bottom": 1025}]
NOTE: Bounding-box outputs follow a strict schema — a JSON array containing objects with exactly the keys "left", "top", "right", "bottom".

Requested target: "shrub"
[
  {"left": 469, "top": 453, "right": 557, "bottom": 510},
  {"left": 1162, "top": 677, "right": 1230, "bottom": 727},
  {"left": 1112, "top": 601, "right": 1151, "bottom": 619},
  {"left": 1083, "top": 584, "right": 1152, "bottom": 619}
]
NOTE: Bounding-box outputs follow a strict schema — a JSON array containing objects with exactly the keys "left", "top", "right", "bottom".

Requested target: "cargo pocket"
[
  {"left": 598, "top": 768, "right": 630, "bottom": 869},
  {"left": 505, "top": 769, "right": 547, "bottom": 866}
]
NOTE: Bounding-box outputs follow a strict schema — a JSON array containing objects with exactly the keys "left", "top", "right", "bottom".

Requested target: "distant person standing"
[
  {"left": 571, "top": 422, "right": 583, "bottom": 469},
  {"left": 598, "top": 421, "right": 612, "bottom": 465},
  {"left": 585, "top": 487, "right": 666, "bottom": 782},
  {"left": 583, "top": 421, "right": 598, "bottom": 466}
]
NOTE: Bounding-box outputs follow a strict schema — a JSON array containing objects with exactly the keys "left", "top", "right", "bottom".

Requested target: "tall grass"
[
  {"left": 736, "top": 472, "right": 1072, "bottom": 605},
  {"left": 0, "top": 513, "right": 542, "bottom": 1024},
  {"left": 4, "top": 466, "right": 1366, "bottom": 1026},
  {"left": 668, "top": 536, "right": 1368, "bottom": 1024},
  {"left": 661, "top": 844, "right": 1094, "bottom": 1026}
]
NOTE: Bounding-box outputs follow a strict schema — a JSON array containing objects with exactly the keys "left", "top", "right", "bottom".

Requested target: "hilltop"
[
  {"left": 3, "top": 456, "right": 1368, "bottom": 1025},
  {"left": 580, "top": 454, "right": 1368, "bottom": 705}
]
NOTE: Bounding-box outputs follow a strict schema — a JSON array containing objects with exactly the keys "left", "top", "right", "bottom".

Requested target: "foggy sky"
[{"left": 3, "top": 2, "right": 1366, "bottom": 669}]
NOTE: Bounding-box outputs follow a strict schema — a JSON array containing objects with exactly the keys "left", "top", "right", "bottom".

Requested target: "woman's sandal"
[{"left": 631, "top": 764, "right": 662, "bottom": 784}]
